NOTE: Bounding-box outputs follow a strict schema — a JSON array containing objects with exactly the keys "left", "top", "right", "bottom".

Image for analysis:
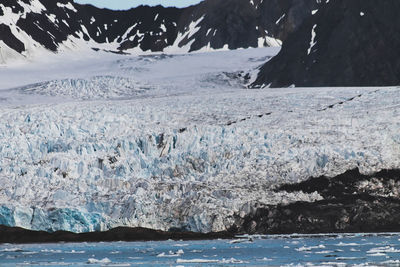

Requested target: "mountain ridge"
[{"left": 0, "top": 0, "right": 318, "bottom": 63}]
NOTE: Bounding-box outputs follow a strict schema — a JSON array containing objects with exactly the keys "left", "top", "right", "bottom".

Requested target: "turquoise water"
[{"left": 1, "top": 233, "right": 400, "bottom": 266}]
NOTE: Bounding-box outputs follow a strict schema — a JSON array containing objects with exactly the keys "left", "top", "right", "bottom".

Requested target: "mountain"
[
  {"left": 252, "top": 0, "right": 400, "bottom": 88},
  {"left": 174, "top": 0, "right": 319, "bottom": 51},
  {"left": 0, "top": 0, "right": 318, "bottom": 63},
  {"left": 0, "top": 0, "right": 182, "bottom": 63}
]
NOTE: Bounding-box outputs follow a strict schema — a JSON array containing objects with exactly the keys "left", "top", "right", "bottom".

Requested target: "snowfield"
[{"left": 0, "top": 48, "right": 400, "bottom": 233}]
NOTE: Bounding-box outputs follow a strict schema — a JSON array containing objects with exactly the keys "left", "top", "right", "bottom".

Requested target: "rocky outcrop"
[
  {"left": 234, "top": 169, "right": 400, "bottom": 234},
  {"left": 176, "top": 0, "right": 319, "bottom": 51},
  {"left": 252, "top": 0, "right": 400, "bottom": 87},
  {"left": 0, "top": 225, "right": 233, "bottom": 244}
]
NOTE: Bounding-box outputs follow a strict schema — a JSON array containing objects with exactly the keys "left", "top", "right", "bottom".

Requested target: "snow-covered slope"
[
  {"left": 0, "top": 0, "right": 182, "bottom": 64},
  {"left": 0, "top": 0, "right": 318, "bottom": 64},
  {"left": 0, "top": 48, "right": 400, "bottom": 233}
]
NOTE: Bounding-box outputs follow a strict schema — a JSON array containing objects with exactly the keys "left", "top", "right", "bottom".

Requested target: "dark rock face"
[
  {"left": 1, "top": 0, "right": 181, "bottom": 53},
  {"left": 257, "top": 0, "right": 318, "bottom": 42},
  {"left": 233, "top": 169, "right": 400, "bottom": 234},
  {"left": 0, "top": 0, "right": 317, "bottom": 57},
  {"left": 0, "top": 226, "right": 233, "bottom": 244},
  {"left": 177, "top": 0, "right": 261, "bottom": 51},
  {"left": 252, "top": 0, "right": 400, "bottom": 88},
  {"left": 0, "top": 24, "right": 25, "bottom": 53},
  {"left": 177, "top": 0, "right": 318, "bottom": 51}
]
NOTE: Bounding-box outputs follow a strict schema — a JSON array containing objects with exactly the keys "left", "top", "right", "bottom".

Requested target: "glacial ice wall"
[{"left": 1, "top": 84, "right": 400, "bottom": 233}]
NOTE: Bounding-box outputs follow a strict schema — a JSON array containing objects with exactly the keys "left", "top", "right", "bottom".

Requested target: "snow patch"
[
  {"left": 276, "top": 14, "right": 286, "bottom": 24},
  {"left": 46, "top": 14, "right": 57, "bottom": 24},
  {"left": 307, "top": 24, "right": 317, "bottom": 55},
  {"left": 18, "top": 0, "right": 46, "bottom": 16},
  {"left": 167, "top": 16, "right": 204, "bottom": 52},
  {"left": 259, "top": 36, "right": 282, "bottom": 47},
  {"left": 57, "top": 2, "right": 77, "bottom": 13},
  {"left": 0, "top": 41, "right": 25, "bottom": 65}
]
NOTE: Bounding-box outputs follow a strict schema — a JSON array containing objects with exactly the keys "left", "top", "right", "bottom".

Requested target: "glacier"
[
  {"left": 0, "top": 48, "right": 400, "bottom": 233},
  {"left": 15, "top": 75, "right": 154, "bottom": 100}
]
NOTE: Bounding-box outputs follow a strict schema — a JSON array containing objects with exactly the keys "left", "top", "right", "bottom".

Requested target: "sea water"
[{"left": 1, "top": 233, "right": 400, "bottom": 266}]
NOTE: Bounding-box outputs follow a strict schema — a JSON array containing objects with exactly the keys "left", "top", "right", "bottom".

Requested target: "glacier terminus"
[{"left": 1, "top": 47, "right": 400, "bottom": 234}]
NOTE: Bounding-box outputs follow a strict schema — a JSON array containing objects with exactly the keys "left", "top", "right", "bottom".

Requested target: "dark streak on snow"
[
  {"left": 317, "top": 90, "right": 379, "bottom": 112},
  {"left": 226, "top": 112, "right": 272, "bottom": 126}
]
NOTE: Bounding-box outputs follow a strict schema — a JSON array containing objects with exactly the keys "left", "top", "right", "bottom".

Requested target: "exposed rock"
[
  {"left": 0, "top": 225, "right": 233, "bottom": 244},
  {"left": 0, "top": 24, "right": 25, "bottom": 53},
  {"left": 234, "top": 169, "right": 400, "bottom": 234},
  {"left": 252, "top": 0, "right": 400, "bottom": 87},
  {"left": 177, "top": 0, "right": 318, "bottom": 51}
]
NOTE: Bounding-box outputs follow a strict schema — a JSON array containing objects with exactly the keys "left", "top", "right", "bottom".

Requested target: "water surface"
[{"left": 1, "top": 233, "right": 400, "bottom": 266}]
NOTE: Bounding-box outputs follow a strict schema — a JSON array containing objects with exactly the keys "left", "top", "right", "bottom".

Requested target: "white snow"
[
  {"left": 307, "top": 24, "right": 317, "bottom": 55},
  {"left": 0, "top": 41, "right": 25, "bottom": 65},
  {"left": 80, "top": 25, "right": 90, "bottom": 38},
  {"left": 0, "top": 48, "right": 399, "bottom": 233},
  {"left": 120, "top": 23, "right": 137, "bottom": 41},
  {"left": 275, "top": 14, "right": 286, "bottom": 24},
  {"left": 167, "top": 16, "right": 204, "bottom": 53},
  {"left": 0, "top": 3, "right": 59, "bottom": 64},
  {"left": 259, "top": 35, "right": 282, "bottom": 47},
  {"left": 160, "top": 24, "right": 167, "bottom": 32},
  {"left": 57, "top": 2, "right": 77, "bottom": 13},
  {"left": 18, "top": 0, "right": 46, "bottom": 16},
  {"left": 46, "top": 14, "right": 57, "bottom": 24}
]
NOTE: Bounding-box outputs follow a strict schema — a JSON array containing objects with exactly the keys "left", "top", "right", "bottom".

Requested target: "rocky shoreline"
[
  {"left": 234, "top": 169, "right": 400, "bottom": 234},
  {"left": 2, "top": 168, "right": 400, "bottom": 244},
  {"left": 0, "top": 226, "right": 234, "bottom": 244}
]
